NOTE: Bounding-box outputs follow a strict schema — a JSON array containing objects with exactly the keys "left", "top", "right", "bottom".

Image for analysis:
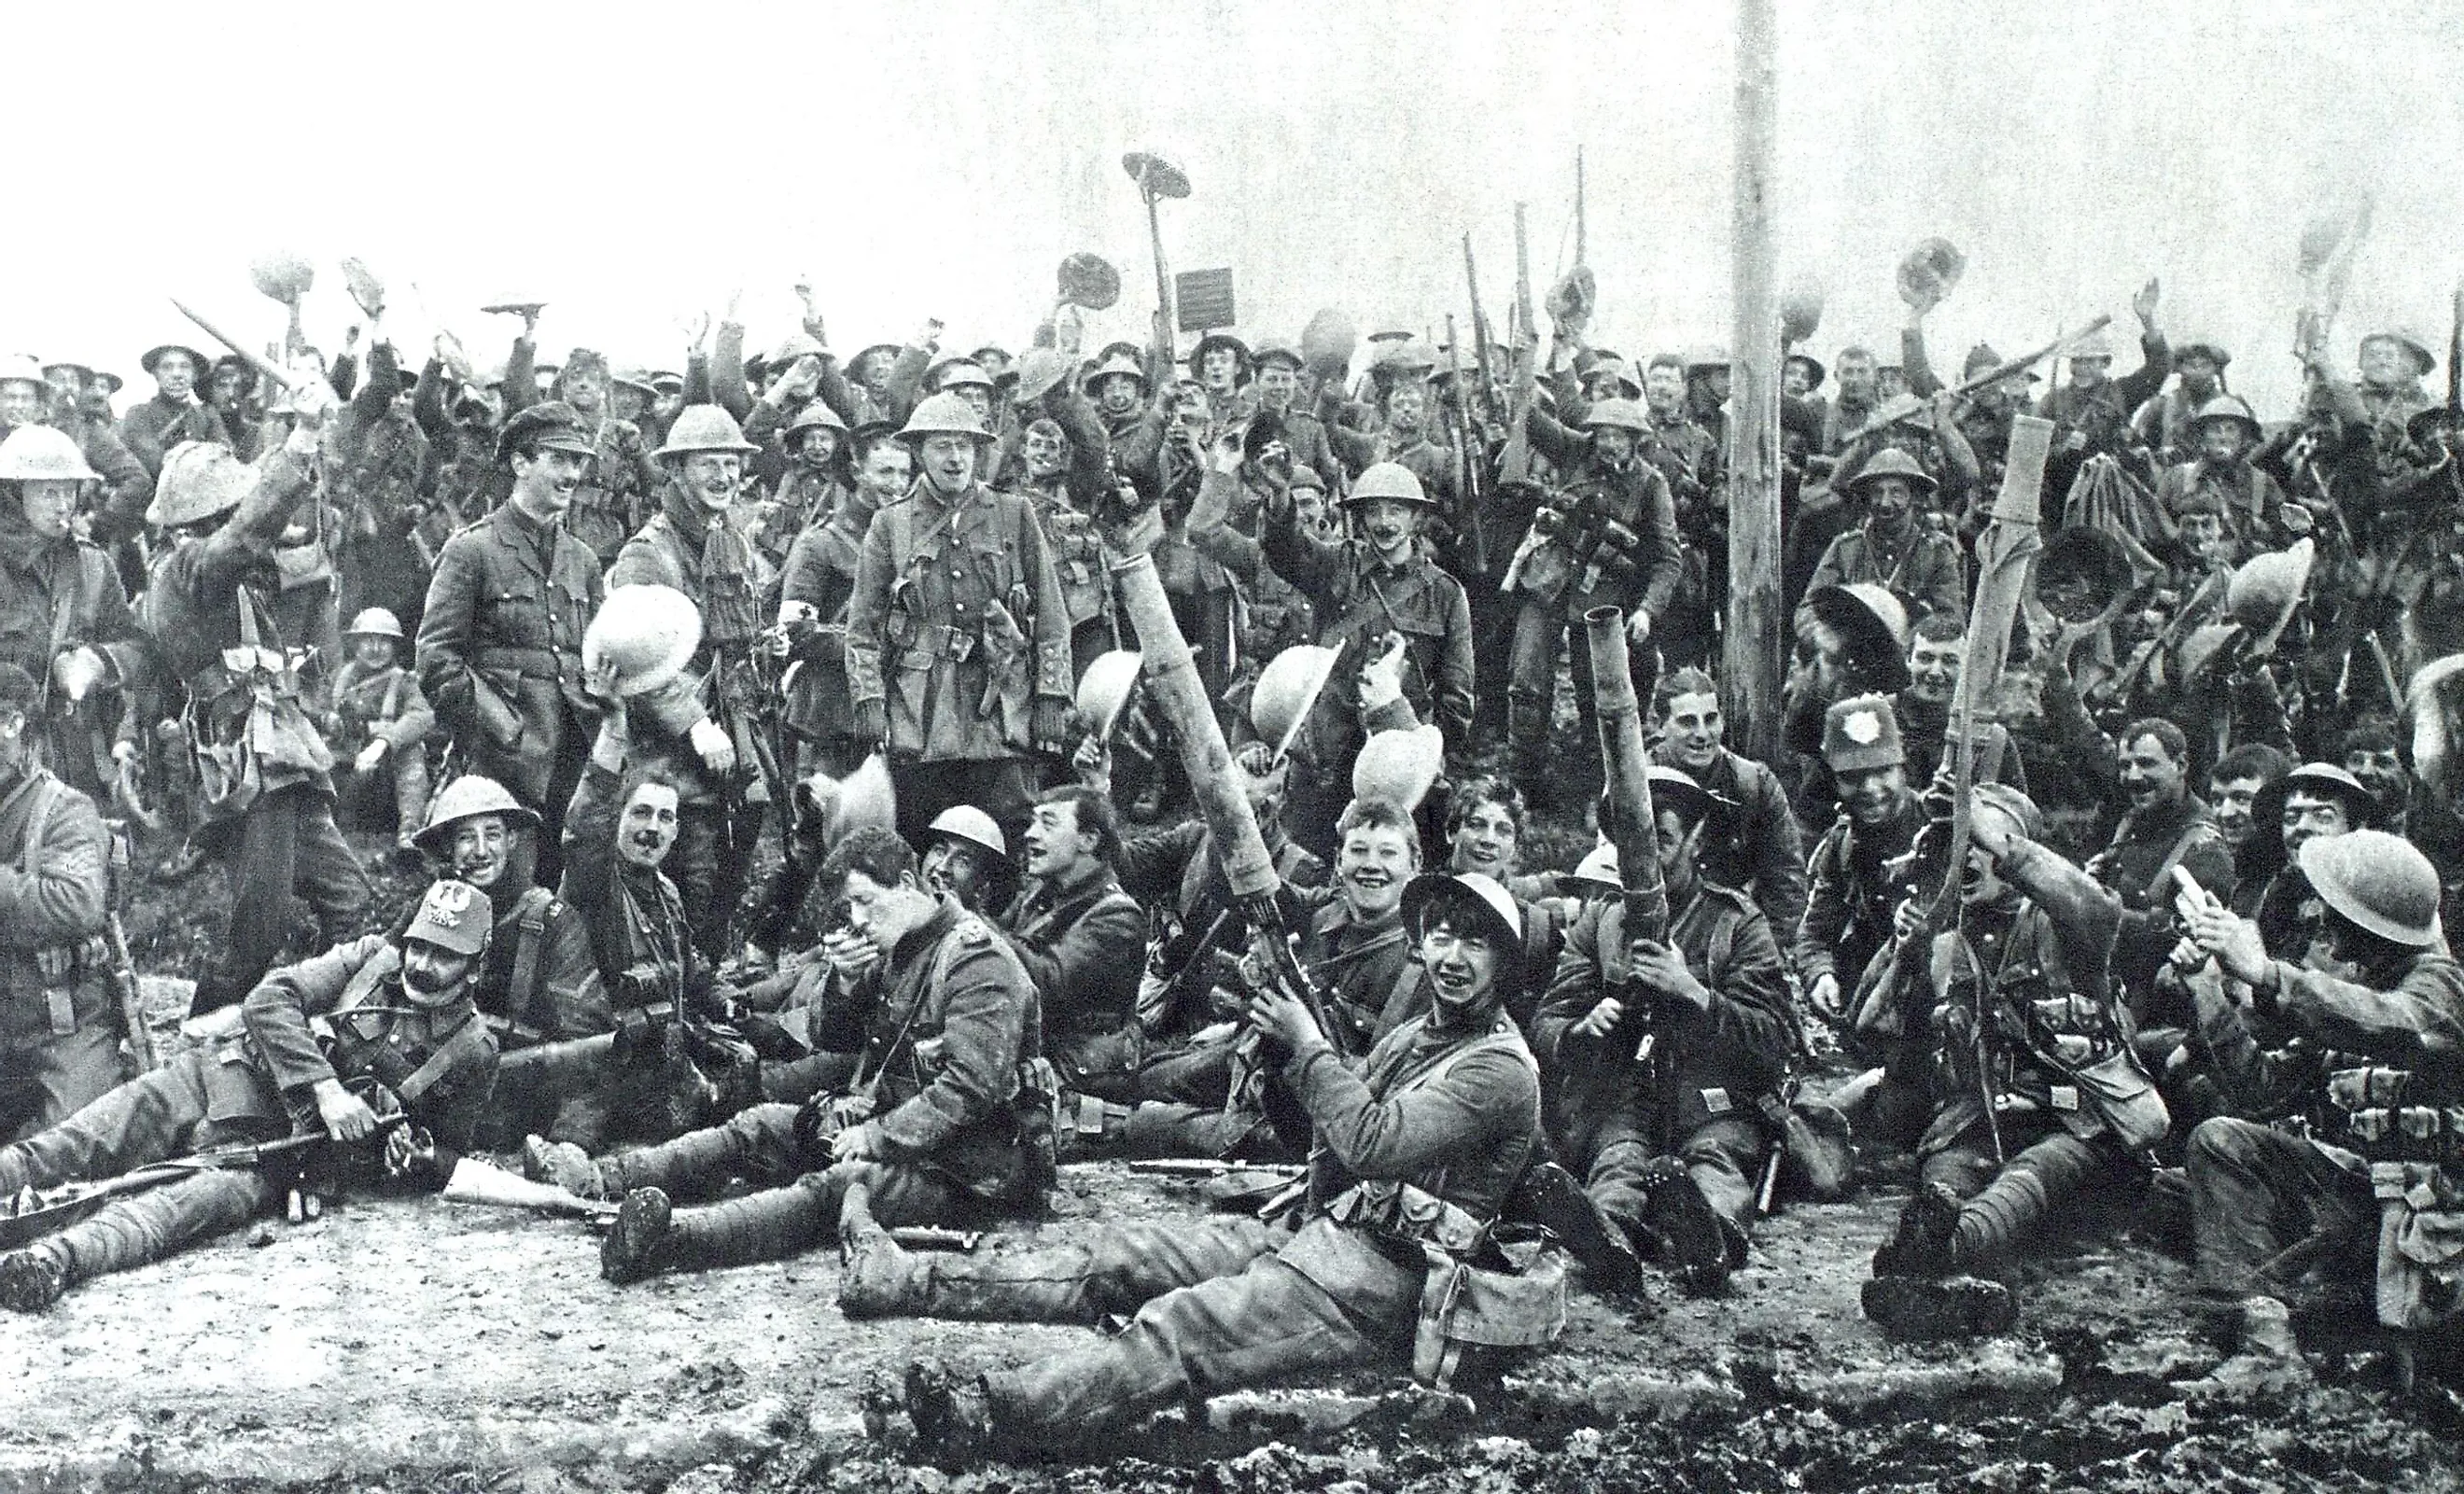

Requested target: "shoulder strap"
[
  {"left": 396, "top": 1010, "right": 492, "bottom": 1106},
  {"left": 1387, "top": 1021, "right": 1537, "bottom": 1101},
  {"left": 509, "top": 887, "right": 553, "bottom": 1017},
  {"left": 2146, "top": 820, "right": 2208, "bottom": 901}
]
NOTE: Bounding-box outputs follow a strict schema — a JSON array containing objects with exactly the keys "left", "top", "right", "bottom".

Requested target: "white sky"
[{"left": 9, "top": 0, "right": 2462, "bottom": 419}]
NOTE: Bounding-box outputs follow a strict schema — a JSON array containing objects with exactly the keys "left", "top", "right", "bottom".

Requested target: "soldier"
[
  {"left": 0, "top": 426, "right": 153, "bottom": 803},
  {"left": 0, "top": 663, "right": 122, "bottom": 1142},
  {"left": 1321, "top": 351, "right": 1463, "bottom": 515},
  {"left": 1818, "top": 345, "right": 1883, "bottom": 456},
  {"left": 1649, "top": 668, "right": 1808, "bottom": 958},
  {"left": 408, "top": 775, "right": 605, "bottom": 1147},
  {"left": 1080, "top": 343, "right": 1167, "bottom": 504},
  {"left": 528, "top": 349, "right": 662, "bottom": 569},
  {"left": 920, "top": 804, "right": 1013, "bottom": 916},
  {"left": 1537, "top": 766, "right": 1796, "bottom": 1292},
  {"left": 861, "top": 872, "right": 1550, "bottom": 1459},
  {"left": 530, "top": 825, "right": 1050, "bottom": 1284},
  {"left": 1782, "top": 582, "right": 1911, "bottom": 823},
  {"left": 609, "top": 405, "right": 776, "bottom": 961},
  {"left": 1894, "top": 613, "right": 2027, "bottom": 794},
  {"left": 325, "top": 336, "right": 434, "bottom": 637},
  {"left": 146, "top": 413, "right": 371, "bottom": 1018},
  {"left": 2084, "top": 717, "right": 2235, "bottom": 929},
  {"left": 1502, "top": 398, "right": 1684, "bottom": 806},
  {"left": 2205, "top": 743, "right": 2293, "bottom": 910},
  {"left": 1860, "top": 786, "right": 2163, "bottom": 1340},
  {"left": 415, "top": 400, "right": 607, "bottom": 887},
  {"left": 0, "top": 356, "right": 149, "bottom": 552},
  {"left": 2174, "top": 831, "right": 2464, "bottom": 1390},
  {"left": 1002, "top": 357, "right": 1122, "bottom": 677},
  {"left": 1248, "top": 338, "right": 1340, "bottom": 491},
  {"left": 326, "top": 607, "right": 435, "bottom": 851},
  {"left": 0, "top": 879, "right": 500, "bottom": 1311},
  {"left": 2132, "top": 339, "right": 2232, "bottom": 465},
  {"left": 116, "top": 342, "right": 231, "bottom": 479},
  {"left": 2154, "top": 396, "right": 2298, "bottom": 557},
  {"left": 1799, "top": 448, "right": 1967, "bottom": 628},
  {"left": 777, "top": 423, "right": 909, "bottom": 781},
  {"left": 2351, "top": 328, "right": 2439, "bottom": 442},
  {"left": 2037, "top": 280, "right": 2170, "bottom": 494},
  {"left": 1005, "top": 785, "right": 1146, "bottom": 1101},
  {"left": 844, "top": 393, "right": 1074, "bottom": 840}
]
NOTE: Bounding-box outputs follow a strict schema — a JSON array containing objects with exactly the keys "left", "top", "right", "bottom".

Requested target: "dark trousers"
[
  {"left": 193, "top": 785, "right": 370, "bottom": 1016},
  {"left": 889, "top": 758, "right": 1034, "bottom": 847},
  {"left": 2185, "top": 1117, "right": 2377, "bottom": 1300}
]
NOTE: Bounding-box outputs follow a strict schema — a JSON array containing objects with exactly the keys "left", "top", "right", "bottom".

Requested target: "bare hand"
[
  {"left": 315, "top": 1080, "right": 380, "bottom": 1143},
  {"left": 821, "top": 927, "right": 878, "bottom": 983},
  {"left": 1210, "top": 428, "right": 1244, "bottom": 476},
  {"left": 1808, "top": 972, "right": 1843, "bottom": 1019},
  {"left": 2131, "top": 277, "right": 2162, "bottom": 328},
  {"left": 1243, "top": 987, "right": 1323, "bottom": 1053},
  {"left": 1357, "top": 632, "right": 1407, "bottom": 713},
  {"left": 1628, "top": 940, "right": 1711, "bottom": 1012},
  {"left": 830, "top": 1120, "right": 884, "bottom": 1162},
  {"left": 2182, "top": 903, "right": 2270, "bottom": 985},
  {"left": 355, "top": 739, "right": 386, "bottom": 773},
  {"left": 689, "top": 718, "right": 737, "bottom": 774},
  {"left": 1570, "top": 996, "right": 1625, "bottom": 1039},
  {"left": 1625, "top": 608, "right": 1653, "bottom": 645}
]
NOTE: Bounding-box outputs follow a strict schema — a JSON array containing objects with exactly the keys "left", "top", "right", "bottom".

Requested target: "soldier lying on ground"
[
  {"left": 525, "top": 826, "right": 1053, "bottom": 1284},
  {"left": 0, "top": 880, "right": 499, "bottom": 1310},
  {"left": 855, "top": 871, "right": 1556, "bottom": 1461}
]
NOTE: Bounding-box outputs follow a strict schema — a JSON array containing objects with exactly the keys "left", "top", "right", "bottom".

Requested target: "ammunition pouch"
[
  {"left": 2373, "top": 1161, "right": 2464, "bottom": 1331},
  {"left": 2321, "top": 1066, "right": 2463, "bottom": 1164},
  {"left": 1410, "top": 1245, "right": 1567, "bottom": 1390}
]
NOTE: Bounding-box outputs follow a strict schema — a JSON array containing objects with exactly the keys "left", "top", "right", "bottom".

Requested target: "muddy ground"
[{"left": 23, "top": 815, "right": 2457, "bottom": 1493}]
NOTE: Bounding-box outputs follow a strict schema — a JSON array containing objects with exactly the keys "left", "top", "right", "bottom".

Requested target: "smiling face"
[
  {"left": 1022, "top": 424, "right": 1068, "bottom": 482},
  {"left": 1199, "top": 347, "right": 1239, "bottom": 394},
  {"left": 2341, "top": 746, "right": 2406, "bottom": 808},
  {"left": 1644, "top": 364, "right": 1686, "bottom": 415},
  {"left": 1661, "top": 689, "right": 1724, "bottom": 773},
  {"left": 511, "top": 447, "right": 588, "bottom": 519},
  {"left": 1592, "top": 426, "right": 1637, "bottom": 467},
  {"left": 1838, "top": 763, "right": 1907, "bottom": 828},
  {"left": 677, "top": 451, "right": 740, "bottom": 510},
  {"left": 918, "top": 433, "right": 978, "bottom": 495},
  {"left": 855, "top": 441, "right": 910, "bottom": 508},
  {"left": 1419, "top": 915, "right": 1500, "bottom": 1015},
  {"left": 2197, "top": 420, "right": 2247, "bottom": 465},
  {"left": 0, "top": 379, "right": 46, "bottom": 427},
  {"left": 444, "top": 813, "right": 513, "bottom": 890},
  {"left": 617, "top": 782, "right": 679, "bottom": 868},
  {"left": 400, "top": 940, "right": 479, "bottom": 1003},
  {"left": 1836, "top": 352, "right": 1876, "bottom": 406},
  {"left": 1355, "top": 496, "right": 1421, "bottom": 564},
  {"left": 1096, "top": 373, "right": 1142, "bottom": 417},
  {"left": 562, "top": 363, "right": 608, "bottom": 417},
  {"left": 1256, "top": 363, "right": 1297, "bottom": 410},
  {"left": 2180, "top": 511, "right": 2230, "bottom": 565},
  {"left": 2119, "top": 733, "right": 2186, "bottom": 813},
  {"left": 152, "top": 351, "right": 197, "bottom": 401},
  {"left": 1023, "top": 799, "right": 1093, "bottom": 882},
  {"left": 1905, "top": 633, "right": 1963, "bottom": 705},
  {"left": 920, "top": 838, "right": 993, "bottom": 909},
  {"left": 1863, "top": 474, "right": 1915, "bottom": 529},
  {"left": 2281, "top": 789, "right": 2352, "bottom": 859},
  {"left": 1336, "top": 820, "right": 1418, "bottom": 923},
  {"left": 1448, "top": 799, "right": 1519, "bottom": 880},
  {"left": 794, "top": 427, "right": 840, "bottom": 470},
  {"left": 2207, "top": 775, "right": 2264, "bottom": 848},
  {"left": 1384, "top": 382, "right": 1426, "bottom": 432}
]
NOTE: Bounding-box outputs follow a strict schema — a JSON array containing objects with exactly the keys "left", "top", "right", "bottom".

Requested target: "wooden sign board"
[{"left": 1176, "top": 269, "right": 1236, "bottom": 333}]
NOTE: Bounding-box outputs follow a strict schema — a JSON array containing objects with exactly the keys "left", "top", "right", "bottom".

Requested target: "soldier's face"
[
  {"left": 1199, "top": 348, "right": 1239, "bottom": 393},
  {"left": 1661, "top": 690, "right": 1724, "bottom": 771},
  {"left": 511, "top": 448, "right": 588, "bottom": 515},
  {"left": 859, "top": 444, "right": 912, "bottom": 503},
  {"left": 1864, "top": 476, "right": 1914, "bottom": 526},
  {"left": 1837, "top": 763, "right": 1906, "bottom": 827},
  {"left": 1096, "top": 374, "right": 1141, "bottom": 416},
  {"left": 1875, "top": 368, "right": 1908, "bottom": 400},
  {"left": 1959, "top": 840, "right": 2010, "bottom": 906},
  {"left": 1593, "top": 427, "right": 1637, "bottom": 466},
  {"left": 211, "top": 368, "right": 248, "bottom": 407},
  {"left": 612, "top": 385, "right": 649, "bottom": 422},
  {"left": 679, "top": 452, "right": 741, "bottom": 510},
  {"left": 2178, "top": 356, "right": 2220, "bottom": 397},
  {"left": 1257, "top": 364, "right": 1297, "bottom": 409},
  {"left": 447, "top": 815, "right": 512, "bottom": 889},
  {"left": 1385, "top": 384, "right": 1425, "bottom": 431},
  {"left": 617, "top": 783, "right": 679, "bottom": 868},
  {"left": 1293, "top": 484, "right": 1337, "bottom": 540},
  {"left": 2181, "top": 513, "right": 2229, "bottom": 563},
  {"left": 153, "top": 352, "right": 196, "bottom": 399},
  {"left": 1783, "top": 361, "right": 1814, "bottom": 398},
  {"left": 564, "top": 366, "right": 608, "bottom": 415},
  {"left": 0, "top": 380, "right": 42, "bottom": 427},
  {"left": 2119, "top": 733, "right": 2186, "bottom": 811},
  {"left": 796, "top": 429, "right": 841, "bottom": 470},
  {"left": 1906, "top": 635, "right": 1963, "bottom": 704},
  {"left": 1645, "top": 365, "right": 1686, "bottom": 413},
  {"left": 1356, "top": 497, "right": 1420, "bottom": 560},
  {"left": 2281, "top": 790, "right": 2352, "bottom": 858},
  {"left": 352, "top": 636, "right": 396, "bottom": 671},
  {"left": 840, "top": 869, "right": 932, "bottom": 950},
  {"left": 2069, "top": 356, "right": 2110, "bottom": 390},
  {"left": 1337, "top": 821, "right": 1418, "bottom": 922},
  {"left": 853, "top": 351, "right": 894, "bottom": 389},
  {"left": 1836, "top": 356, "right": 1876, "bottom": 404},
  {"left": 919, "top": 433, "right": 977, "bottom": 494},
  {"left": 1656, "top": 808, "right": 1705, "bottom": 888},
  {"left": 920, "top": 840, "right": 990, "bottom": 908},
  {"left": 18, "top": 480, "right": 78, "bottom": 541},
  {"left": 2342, "top": 747, "right": 2406, "bottom": 806},
  {"left": 1449, "top": 800, "right": 1519, "bottom": 880},
  {"left": 1418, "top": 916, "right": 1499, "bottom": 1013},
  {"left": 2197, "top": 422, "right": 2247, "bottom": 465},
  {"left": 2207, "top": 775, "right": 2263, "bottom": 847},
  {"left": 2359, "top": 338, "right": 2415, "bottom": 389},
  {"left": 401, "top": 940, "right": 478, "bottom": 1002},
  {"left": 1024, "top": 800, "right": 1094, "bottom": 880},
  {"left": 975, "top": 352, "right": 1011, "bottom": 382},
  {"left": 1022, "top": 426, "right": 1068, "bottom": 481}
]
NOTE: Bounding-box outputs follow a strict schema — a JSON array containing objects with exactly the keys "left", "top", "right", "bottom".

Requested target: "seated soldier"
[
  {"left": 1861, "top": 786, "right": 2166, "bottom": 1340},
  {"left": 2175, "top": 831, "right": 2464, "bottom": 1392},
  {"left": 919, "top": 805, "right": 1015, "bottom": 917},
  {"left": 1003, "top": 785, "right": 1145, "bottom": 1103},
  {"left": 1436, "top": 775, "right": 1565, "bottom": 1030},
  {"left": 0, "top": 882, "right": 499, "bottom": 1310},
  {"left": 529, "top": 827, "right": 1052, "bottom": 1284},
  {"left": 1650, "top": 668, "right": 1809, "bottom": 958},
  {"left": 1534, "top": 767, "right": 1796, "bottom": 1292},
  {"left": 327, "top": 607, "right": 437, "bottom": 854},
  {"left": 851, "top": 873, "right": 1554, "bottom": 1460}
]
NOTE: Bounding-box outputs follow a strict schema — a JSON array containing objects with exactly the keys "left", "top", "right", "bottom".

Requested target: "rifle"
[
  {"left": 1837, "top": 320, "right": 2107, "bottom": 447},
  {"left": 0, "top": 1118, "right": 404, "bottom": 1249},
  {"left": 100, "top": 819, "right": 156, "bottom": 1073},
  {"left": 1502, "top": 202, "right": 1538, "bottom": 484},
  {"left": 1445, "top": 314, "right": 1490, "bottom": 577},
  {"left": 1127, "top": 1159, "right": 1306, "bottom": 1180},
  {"left": 1574, "top": 146, "right": 1587, "bottom": 270},
  {"left": 2088, "top": 569, "right": 2229, "bottom": 711},
  {"left": 2448, "top": 281, "right": 2461, "bottom": 422}
]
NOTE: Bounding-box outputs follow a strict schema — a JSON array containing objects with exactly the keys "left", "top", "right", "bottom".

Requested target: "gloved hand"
[
  {"left": 852, "top": 698, "right": 888, "bottom": 747},
  {"left": 689, "top": 717, "right": 736, "bottom": 774}
]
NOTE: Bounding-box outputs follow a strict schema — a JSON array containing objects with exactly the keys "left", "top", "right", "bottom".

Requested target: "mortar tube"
[
  {"left": 1584, "top": 605, "right": 1669, "bottom": 943},
  {"left": 1111, "top": 552, "right": 1281, "bottom": 906}
]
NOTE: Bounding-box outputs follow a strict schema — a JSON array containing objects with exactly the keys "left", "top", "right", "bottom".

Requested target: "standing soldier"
[
  {"left": 0, "top": 356, "right": 149, "bottom": 554},
  {"left": 1799, "top": 448, "right": 1967, "bottom": 628},
  {"left": 1499, "top": 398, "right": 1684, "bottom": 808},
  {"left": 416, "top": 401, "right": 607, "bottom": 886},
  {"left": 116, "top": 342, "right": 231, "bottom": 479},
  {"left": 844, "top": 393, "right": 1073, "bottom": 840},
  {"left": 529, "top": 350, "right": 661, "bottom": 570},
  {"left": 146, "top": 407, "right": 371, "bottom": 1018},
  {"left": 0, "top": 879, "right": 501, "bottom": 1312},
  {"left": 2037, "top": 280, "right": 2169, "bottom": 494},
  {"left": 0, "top": 663, "right": 122, "bottom": 1142},
  {"left": 0, "top": 426, "right": 154, "bottom": 804}
]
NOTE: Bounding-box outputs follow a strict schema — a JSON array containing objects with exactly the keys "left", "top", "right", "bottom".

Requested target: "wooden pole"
[{"left": 1722, "top": 0, "right": 1785, "bottom": 762}]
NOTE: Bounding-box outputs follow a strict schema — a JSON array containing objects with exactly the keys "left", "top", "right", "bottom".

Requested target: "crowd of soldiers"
[{"left": 0, "top": 235, "right": 2456, "bottom": 1462}]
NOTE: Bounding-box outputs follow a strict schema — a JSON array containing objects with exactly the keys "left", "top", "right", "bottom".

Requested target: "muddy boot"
[
  {"left": 1860, "top": 1273, "right": 2020, "bottom": 1341},
  {"left": 837, "top": 1184, "right": 931, "bottom": 1319},
  {"left": 602, "top": 1187, "right": 679, "bottom": 1285},
  {"left": 524, "top": 1136, "right": 610, "bottom": 1199},
  {"left": 0, "top": 1244, "right": 71, "bottom": 1312},
  {"left": 902, "top": 1357, "right": 996, "bottom": 1466},
  {"left": 1871, "top": 1180, "right": 1964, "bottom": 1278},
  {"left": 1641, "top": 1157, "right": 1731, "bottom": 1294},
  {"left": 593, "top": 1119, "right": 751, "bottom": 1200},
  {"left": 2184, "top": 1296, "right": 2312, "bottom": 1401}
]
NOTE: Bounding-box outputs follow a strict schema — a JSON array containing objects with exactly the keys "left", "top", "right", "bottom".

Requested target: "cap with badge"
[
  {"left": 495, "top": 399, "right": 597, "bottom": 463},
  {"left": 1822, "top": 694, "right": 1905, "bottom": 773},
  {"left": 404, "top": 879, "right": 491, "bottom": 956}
]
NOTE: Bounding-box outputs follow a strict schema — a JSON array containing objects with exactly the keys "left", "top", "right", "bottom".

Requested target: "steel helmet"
[
  {"left": 413, "top": 775, "right": 542, "bottom": 857},
  {"left": 769, "top": 331, "right": 826, "bottom": 367},
  {"left": 1805, "top": 584, "right": 1913, "bottom": 693},
  {"left": 2362, "top": 328, "right": 2438, "bottom": 377},
  {"left": 1250, "top": 644, "right": 1341, "bottom": 761},
  {"left": 2065, "top": 326, "right": 2116, "bottom": 362},
  {"left": 1846, "top": 446, "right": 1939, "bottom": 496},
  {"left": 1010, "top": 347, "right": 1074, "bottom": 406},
  {"left": 1581, "top": 398, "right": 1653, "bottom": 434},
  {"left": 147, "top": 441, "right": 256, "bottom": 528},
  {"left": 927, "top": 804, "right": 1008, "bottom": 862},
  {"left": 2300, "top": 829, "right": 2442, "bottom": 947},
  {"left": 581, "top": 584, "right": 703, "bottom": 698},
  {"left": 786, "top": 399, "right": 849, "bottom": 439},
  {"left": 1073, "top": 649, "right": 1142, "bottom": 742},
  {"left": 1341, "top": 461, "right": 1436, "bottom": 509},
  {"left": 1643, "top": 764, "right": 1728, "bottom": 829},
  {"left": 1373, "top": 340, "right": 1441, "bottom": 378},
  {"left": 653, "top": 404, "right": 760, "bottom": 461},
  {"left": 612, "top": 368, "right": 660, "bottom": 400},
  {"left": 2190, "top": 394, "right": 2262, "bottom": 444},
  {"left": 1081, "top": 349, "right": 1149, "bottom": 397},
  {"left": 1351, "top": 724, "right": 1445, "bottom": 812},
  {"left": 898, "top": 391, "right": 993, "bottom": 443},
  {"left": 2224, "top": 538, "right": 2314, "bottom": 647},
  {"left": 343, "top": 607, "right": 403, "bottom": 640},
  {"left": 2174, "top": 339, "right": 2232, "bottom": 369},
  {"left": 926, "top": 358, "right": 995, "bottom": 394},
  {"left": 0, "top": 425, "right": 99, "bottom": 483},
  {"left": 1682, "top": 344, "right": 1733, "bottom": 371},
  {"left": 1399, "top": 871, "right": 1523, "bottom": 951},
  {"left": 1568, "top": 843, "right": 1621, "bottom": 892}
]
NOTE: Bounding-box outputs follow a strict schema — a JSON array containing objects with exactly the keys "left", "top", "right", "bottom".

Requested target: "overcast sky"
[{"left": 11, "top": 0, "right": 2460, "bottom": 418}]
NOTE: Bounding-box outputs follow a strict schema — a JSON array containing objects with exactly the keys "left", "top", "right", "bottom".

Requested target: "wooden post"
[{"left": 1722, "top": 0, "right": 1785, "bottom": 763}]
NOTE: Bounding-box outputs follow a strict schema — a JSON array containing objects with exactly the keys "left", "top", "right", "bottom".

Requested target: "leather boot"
[
  {"left": 1871, "top": 1180, "right": 1964, "bottom": 1278},
  {"left": 605, "top": 1182, "right": 833, "bottom": 1285},
  {"left": 902, "top": 1358, "right": 997, "bottom": 1466},
  {"left": 0, "top": 1242, "right": 71, "bottom": 1312},
  {"left": 596, "top": 1121, "right": 749, "bottom": 1200},
  {"left": 1640, "top": 1156, "right": 1731, "bottom": 1294},
  {"left": 2184, "top": 1295, "right": 2312, "bottom": 1401},
  {"left": 837, "top": 1184, "right": 932, "bottom": 1319}
]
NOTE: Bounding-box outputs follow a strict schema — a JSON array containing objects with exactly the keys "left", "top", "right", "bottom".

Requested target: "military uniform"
[
  {"left": 147, "top": 449, "right": 369, "bottom": 1015},
  {"left": 1801, "top": 518, "right": 1967, "bottom": 628},
  {"left": 2037, "top": 330, "right": 2173, "bottom": 493},
  {"left": 116, "top": 394, "right": 230, "bottom": 480},
  {"left": 0, "top": 901, "right": 498, "bottom": 1309},
  {"left": 776, "top": 499, "right": 875, "bottom": 778},
  {"left": 0, "top": 760, "right": 120, "bottom": 1141},
  {"left": 1537, "top": 883, "right": 1794, "bottom": 1261},
  {"left": 469, "top": 879, "right": 613, "bottom": 1150},
  {"left": 327, "top": 345, "right": 435, "bottom": 635},
  {"left": 843, "top": 477, "right": 1073, "bottom": 838},
  {"left": 2154, "top": 458, "right": 2295, "bottom": 556},
  {"left": 0, "top": 514, "right": 153, "bottom": 801},
  {"left": 1002, "top": 864, "right": 1146, "bottom": 1101},
  {"left": 560, "top": 419, "right": 659, "bottom": 570},
  {"left": 1656, "top": 745, "right": 1810, "bottom": 966},
  {"left": 415, "top": 500, "right": 605, "bottom": 880},
  {"left": 588, "top": 895, "right": 1050, "bottom": 1279},
  {"left": 327, "top": 659, "right": 435, "bottom": 839}
]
